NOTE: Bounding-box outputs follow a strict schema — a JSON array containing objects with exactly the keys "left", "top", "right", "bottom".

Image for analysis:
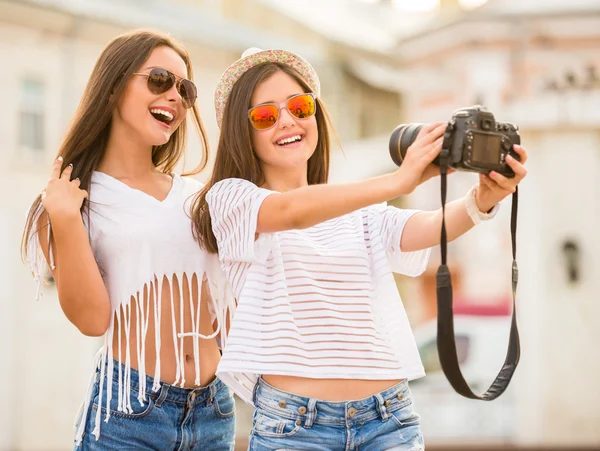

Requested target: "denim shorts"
[
  {"left": 248, "top": 378, "right": 424, "bottom": 451},
  {"left": 75, "top": 359, "right": 236, "bottom": 450}
]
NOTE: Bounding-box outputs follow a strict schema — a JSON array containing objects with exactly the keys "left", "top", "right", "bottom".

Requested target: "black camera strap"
[{"left": 436, "top": 147, "right": 520, "bottom": 400}]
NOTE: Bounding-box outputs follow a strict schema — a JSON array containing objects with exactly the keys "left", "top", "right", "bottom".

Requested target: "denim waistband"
[
  {"left": 96, "top": 359, "right": 226, "bottom": 406},
  {"left": 253, "top": 378, "right": 412, "bottom": 427}
]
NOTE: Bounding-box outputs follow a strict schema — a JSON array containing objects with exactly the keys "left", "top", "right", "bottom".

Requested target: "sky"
[
  {"left": 359, "top": 0, "right": 490, "bottom": 12},
  {"left": 256, "top": 0, "right": 491, "bottom": 53}
]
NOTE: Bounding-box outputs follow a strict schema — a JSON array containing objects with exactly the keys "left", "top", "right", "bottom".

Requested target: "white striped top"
[{"left": 206, "top": 178, "right": 431, "bottom": 405}]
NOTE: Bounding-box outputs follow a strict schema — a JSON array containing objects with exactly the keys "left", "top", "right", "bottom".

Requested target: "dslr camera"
[{"left": 389, "top": 105, "right": 520, "bottom": 177}]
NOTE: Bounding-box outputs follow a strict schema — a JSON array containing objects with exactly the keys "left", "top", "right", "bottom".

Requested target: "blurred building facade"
[
  {"left": 1, "top": 0, "right": 599, "bottom": 449},
  {"left": 335, "top": 0, "right": 600, "bottom": 447}
]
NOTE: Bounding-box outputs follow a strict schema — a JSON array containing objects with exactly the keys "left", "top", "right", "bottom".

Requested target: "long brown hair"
[
  {"left": 192, "top": 62, "right": 334, "bottom": 253},
  {"left": 21, "top": 28, "right": 209, "bottom": 261}
]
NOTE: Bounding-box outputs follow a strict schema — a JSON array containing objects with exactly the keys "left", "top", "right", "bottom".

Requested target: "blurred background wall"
[{"left": 0, "top": 0, "right": 598, "bottom": 449}]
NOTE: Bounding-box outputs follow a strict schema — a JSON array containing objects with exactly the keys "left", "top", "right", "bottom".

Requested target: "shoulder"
[
  {"left": 177, "top": 174, "right": 204, "bottom": 190},
  {"left": 207, "top": 178, "right": 262, "bottom": 200},
  {"left": 212, "top": 178, "right": 257, "bottom": 191},
  {"left": 360, "top": 202, "right": 389, "bottom": 217}
]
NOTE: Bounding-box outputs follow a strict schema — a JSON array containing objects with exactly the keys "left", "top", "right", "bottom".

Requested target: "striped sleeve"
[
  {"left": 206, "top": 178, "right": 275, "bottom": 263},
  {"left": 366, "top": 203, "right": 431, "bottom": 277}
]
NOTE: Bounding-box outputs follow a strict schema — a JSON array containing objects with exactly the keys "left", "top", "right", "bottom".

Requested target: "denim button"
[
  {"left": 385, "top": 400, "right": 392, "bottom": 407},
  {"left": 295, "top": 419, "right": 302, "bottom": 426},
  {"left": 298, "top": 406, "right": 307, "bottom": 415},
  {"left": 348, "top": 407, "right": 357, "bottom": 418},
  {"left": 397, "top": 393, "right": 404, "bottom": 401},
  {"left": 278, "top": 400, "right": 287, "bottom": 408}
]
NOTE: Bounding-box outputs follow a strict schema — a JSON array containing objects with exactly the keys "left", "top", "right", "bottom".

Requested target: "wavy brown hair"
[
  {"left": 192, "top": 62, "right": 334, "bottom": 253},
  {"left": 21, "top": 28, "right": 209, "bottom": 261}
]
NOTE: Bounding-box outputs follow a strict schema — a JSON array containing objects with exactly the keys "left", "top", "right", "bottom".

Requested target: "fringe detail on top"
[
  {"left": 72, "top": 267, "right": 233, "bottom": 445},
  {"left": 206, "top": 258, "right": 237, "bottom": 351},
  {"left": 152, "top": 276, "right": 163, "bottom": 393},
  {"left": 26, "top": 217, "right": 55, "bottom": 302}
]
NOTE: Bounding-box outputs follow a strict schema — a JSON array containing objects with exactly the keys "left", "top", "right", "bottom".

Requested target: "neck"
[
  {"left": 97, "top": 124, "right": 158, "bottom": 179},
  {"left": 261, "top": 163, "right": 308, "bottom": 192}
]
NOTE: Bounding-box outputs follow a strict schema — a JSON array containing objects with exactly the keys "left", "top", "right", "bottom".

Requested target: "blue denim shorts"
[
  {"left": 75, "top": 359, "right": 236, "bottom": 450},
  {"left": 248, "top": 378, "right": 424, "bottom": 451}
]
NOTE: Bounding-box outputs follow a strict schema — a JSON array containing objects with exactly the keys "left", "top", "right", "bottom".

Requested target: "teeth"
[
  {"left": 150, "top": 108, "right": 174, "bottom": 121},
  {"left": 277, "top": 135, "right": 302, "bottom": 145}
]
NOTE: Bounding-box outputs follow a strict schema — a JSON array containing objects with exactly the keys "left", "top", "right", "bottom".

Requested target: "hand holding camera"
[
  {"left": 476, "top": 145, "right": 528, "bottom": 212},
  {"left": 392, "top": 122, "right": 452, "bottom": 195},
  {"left": 390, "top": 105, "right": 528, "bottom": 212},
  {"left": 387, "top": 105, "right": 529, "bottom": 401}
]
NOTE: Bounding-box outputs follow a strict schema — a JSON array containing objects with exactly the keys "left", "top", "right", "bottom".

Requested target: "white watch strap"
[{"left": 465, "top": 185, "right": 500, "bottom": 225}]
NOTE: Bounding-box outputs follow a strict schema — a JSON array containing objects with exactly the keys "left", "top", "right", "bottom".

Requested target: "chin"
[{"left": 150, "top": 133, "right": 172, "bottom": 147}]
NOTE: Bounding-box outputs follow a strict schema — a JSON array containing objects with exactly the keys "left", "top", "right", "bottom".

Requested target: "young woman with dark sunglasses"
[
  {"left": 22, "top": 29, "right": 235, "bottom": 450},
  {"left": 192, "top": 48, "right": 529, "bottom": 450}
]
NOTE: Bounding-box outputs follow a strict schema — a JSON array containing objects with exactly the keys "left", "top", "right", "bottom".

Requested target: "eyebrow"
[
  {"left": 141, "top": 66, "right": 188, "bottom": 79},
  {"left": 253, "top": 93, "right": 304, "bottom": 107}
]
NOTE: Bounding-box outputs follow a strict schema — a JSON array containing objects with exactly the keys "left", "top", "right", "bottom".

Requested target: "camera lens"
[{"left": 389, "top": 123, "right": 423, "bottom": 166}]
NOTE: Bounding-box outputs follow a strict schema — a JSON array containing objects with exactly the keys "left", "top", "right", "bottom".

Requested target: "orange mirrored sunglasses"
[{"left": 248, "top": 93, "right": 317, "bottom": 130}]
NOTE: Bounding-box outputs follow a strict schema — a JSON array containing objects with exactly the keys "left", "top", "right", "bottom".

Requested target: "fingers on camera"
[
  {"left": 430, "top": 136, "right": 443, "bottom": 152},
  {"left": 506, "top": 154, "right": 528, "bottom": 179},
  {"left": 418, "top": 122, "right": 444, "bottom": 141},
  {"left": 480, "top": 174, "right": 495, "bottom": 189},
  {"left": 490, "top": 172, "right": 516, "bottom": 193},
  {"left": 513, "top": 145, "right": 528, "bottom": 165}
]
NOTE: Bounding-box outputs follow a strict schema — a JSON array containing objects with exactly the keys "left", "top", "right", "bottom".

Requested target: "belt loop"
[
  {"left": 155, "top": 384, "right": 170, "bottom": 408},
  {"left": 304, "top": 398, "right": 318, "bottom": 428},
  {"left": 374, "top": 393, "right": 388, "bottom": 421},
  {"left": 208, "top": 380, "right": 218, "bottom": 405},
  {"left": 252, "top": 378, "right": 261, "bottom": 405}
]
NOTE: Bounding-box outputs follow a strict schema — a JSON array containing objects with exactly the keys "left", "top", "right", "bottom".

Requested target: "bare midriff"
[
  {"left": 111, "top": 273, "right": 221, "bottom": 388},
  {"left": 262, "top": 375, "right": 404, "bottom": 401}
]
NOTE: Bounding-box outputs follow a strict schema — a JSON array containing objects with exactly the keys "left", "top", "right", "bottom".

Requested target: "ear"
[{"left": 110, "top": 74, "right": 126, "bottom": 101}]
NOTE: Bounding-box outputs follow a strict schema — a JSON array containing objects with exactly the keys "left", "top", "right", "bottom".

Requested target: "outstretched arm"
[{"left": 400, "top": 145, "right": 528, "bottom": 252}]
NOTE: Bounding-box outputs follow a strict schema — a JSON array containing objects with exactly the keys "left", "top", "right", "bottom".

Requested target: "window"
[{"left": 20, "top": 79, "right": 45, "bottom": 151}]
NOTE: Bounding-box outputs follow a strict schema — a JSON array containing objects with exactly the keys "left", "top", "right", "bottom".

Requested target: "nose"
[
  {"left": 278, "top": 107, "right": 295, "bottom": 129},
  {"left": 165, "top": 81, "right": 182, "bottom": 105}
]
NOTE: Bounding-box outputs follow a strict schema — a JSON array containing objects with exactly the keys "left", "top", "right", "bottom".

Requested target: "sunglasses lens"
[
  {"left": 288, "top": 94, "right": 316, "bottom": 120},
  {"left": 249, "top": 105, "right": 279, "bottom": 130},
  {"left": 146, "top": 69, "right": 174, "bottom": 95},
  {"left": 179, "top": 79, "right": 197, "bottom": 109}
]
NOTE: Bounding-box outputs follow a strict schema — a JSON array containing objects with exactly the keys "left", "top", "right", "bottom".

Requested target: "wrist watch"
[{"left": 465, "top": 184, "right": 500, "bottom": 225}]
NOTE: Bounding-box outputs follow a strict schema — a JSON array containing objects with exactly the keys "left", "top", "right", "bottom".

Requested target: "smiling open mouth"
[
  {"left": 150, "top": 108, "right": 174, "bottom": 125},
  {"left": 276, "top": 135, "right": 303, "bottom": 146}
]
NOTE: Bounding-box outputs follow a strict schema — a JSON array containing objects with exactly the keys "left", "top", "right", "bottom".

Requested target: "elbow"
[
  {"left": 81, "top": 303, "right": 111, "bottom": 337},
  {"left": 75, "top": 309, "right": 111, "bottom": 336},
  {"left": 79, "top": 326, "right": 107, "bottom": 337},
  {"left": 78, "top": 318, "right": 110, "bottom": 337},
  {"left": 61, "top": 295, "right": 112, "bottom": 337}
]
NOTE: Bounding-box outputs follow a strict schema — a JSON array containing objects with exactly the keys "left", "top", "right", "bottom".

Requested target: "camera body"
[{"left": 389, "top": 105, "right": 521, "bottom": 178}]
